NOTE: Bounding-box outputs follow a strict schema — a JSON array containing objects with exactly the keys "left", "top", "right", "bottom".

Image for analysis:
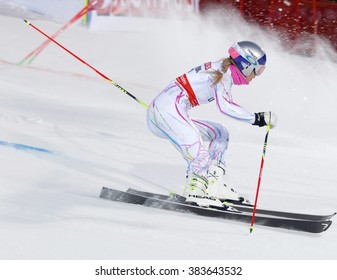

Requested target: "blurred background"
[{"left": 5, "top": 0, "right": 336, "bottom": 57}]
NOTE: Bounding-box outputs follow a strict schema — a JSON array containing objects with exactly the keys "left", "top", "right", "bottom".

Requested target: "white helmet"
[{"left": 228, "top": 41, "right": 267, "bottom": 77}]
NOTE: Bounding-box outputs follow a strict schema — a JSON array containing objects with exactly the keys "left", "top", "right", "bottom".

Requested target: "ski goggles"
[
  {"left": 254, "top": 65, "right": 266, "bottom": 76},
  {"left": 254, "top": 54, "right": 267, "bottom": 76}
]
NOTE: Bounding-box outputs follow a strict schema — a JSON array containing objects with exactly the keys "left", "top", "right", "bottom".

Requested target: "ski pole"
[
  {"left": 18, "top": 1, "right": 98, "bottom": 66},
  {"left": 23, "top": 19, "right": 149, "bottom": 109},
  {"left": 250, "top": 124, "right": 271, "bottom": 233}
]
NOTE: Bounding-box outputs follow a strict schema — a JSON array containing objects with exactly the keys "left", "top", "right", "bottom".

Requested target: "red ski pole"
[
  {"left": 250, "top": 124, "right": 271, "bottom": 233},
  {"left": 23, "top": 19, "right": 149, "bottom": 109},
  {"left": 18, "top": 0, "right": 98, "bottom": 65}
]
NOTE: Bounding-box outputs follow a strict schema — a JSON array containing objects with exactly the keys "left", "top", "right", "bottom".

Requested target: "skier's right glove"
[{"left": 252, "top": 112, "right": 278, "bottom": 129}]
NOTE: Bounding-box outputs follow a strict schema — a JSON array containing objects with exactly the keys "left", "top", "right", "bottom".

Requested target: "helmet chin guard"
[{"left": 228, "top": 41, "right": 267, "bottom": 77}]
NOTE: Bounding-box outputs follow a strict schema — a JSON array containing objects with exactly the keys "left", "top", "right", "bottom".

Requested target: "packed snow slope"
[{"left": 0, "top": 1, "right": 336, "bottom": 259}]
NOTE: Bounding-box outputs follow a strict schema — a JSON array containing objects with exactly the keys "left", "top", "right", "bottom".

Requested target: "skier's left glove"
[{"left": 252, "top": 112, "right": 278, "bottom": 129}]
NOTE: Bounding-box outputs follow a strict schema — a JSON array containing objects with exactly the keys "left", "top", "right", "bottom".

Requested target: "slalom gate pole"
[
  {"left": 18, "top": 0, "right": 98, "bottom": 66},
  {"left": 82, "top": 0, "right": 90, "bottom": 26},
  {"left": 23, "top": 19, "right": 149, "bottom": 109},
  {"left": 249, "top": 124, "right": 271, "bottom": 233}
]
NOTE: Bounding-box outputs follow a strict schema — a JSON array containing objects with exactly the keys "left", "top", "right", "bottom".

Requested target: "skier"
[{"left": 146, "top": 41, "right": 277, "bottom": 207}]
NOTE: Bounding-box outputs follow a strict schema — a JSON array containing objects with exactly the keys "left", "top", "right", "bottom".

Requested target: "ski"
[
  {"left": 99, "top": 187, "right": 333, "bottom": 234},
  {"left": 126, "top": 188, "right": 336, "bottom": 221}
]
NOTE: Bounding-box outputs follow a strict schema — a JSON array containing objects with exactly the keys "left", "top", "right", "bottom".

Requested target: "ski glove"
[{"left": 252, "top": 112, "right": 278, "bottom": 128}]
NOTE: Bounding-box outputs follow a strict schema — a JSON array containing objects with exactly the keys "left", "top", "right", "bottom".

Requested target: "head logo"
[
  {"left": 247, "top": 48, "right": 257, "bottom": 60},
  {"left": 240, "top": 61, "right": 250, "bottom": 70},
  {"left": 246, "top": 55, "right": 257, "bottom": 65}
]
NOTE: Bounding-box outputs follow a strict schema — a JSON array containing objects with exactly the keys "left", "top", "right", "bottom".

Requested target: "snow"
[{"left": 0, "top": 0, "right": 336, "bottom": 264}]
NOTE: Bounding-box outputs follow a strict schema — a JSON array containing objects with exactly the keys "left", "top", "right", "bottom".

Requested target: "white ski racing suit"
[{"left": 146, "top": 60, "right": 256, "bottom": 177}]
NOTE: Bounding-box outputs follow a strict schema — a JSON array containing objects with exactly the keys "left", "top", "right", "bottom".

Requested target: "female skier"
[{"left": 146, "top": 41, "right": 277, "bottom": 207}]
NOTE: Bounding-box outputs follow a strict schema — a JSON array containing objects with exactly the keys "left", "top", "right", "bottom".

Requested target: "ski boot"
[
  {"left": 207, "top": 161, "right": 244, "bottom": 202},
  {"left": 184, "top": 173, "right": 223, "bottom": 208}
]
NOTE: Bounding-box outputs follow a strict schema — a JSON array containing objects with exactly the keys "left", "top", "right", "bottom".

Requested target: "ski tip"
[
  {"left": 23, "top": 19, "right": 31, "bottom": 25},
  {"left": 249, "top": 226, "right": 254, "bottom": 234}
]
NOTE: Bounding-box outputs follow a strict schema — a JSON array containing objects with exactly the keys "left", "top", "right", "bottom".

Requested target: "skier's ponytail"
[{"left": 211, "top": 57, "right": 235, "bottom": 86}]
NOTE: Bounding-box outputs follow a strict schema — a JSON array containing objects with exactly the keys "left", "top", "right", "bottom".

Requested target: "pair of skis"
[{"left": 99, "top": 187, "right": 335, "bottom": 234}]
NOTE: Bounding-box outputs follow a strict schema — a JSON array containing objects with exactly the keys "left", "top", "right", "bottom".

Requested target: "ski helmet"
[{"left": 228, "top": 41, "right": 267, "bottom": 77}]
